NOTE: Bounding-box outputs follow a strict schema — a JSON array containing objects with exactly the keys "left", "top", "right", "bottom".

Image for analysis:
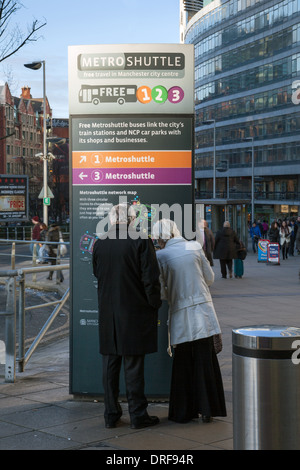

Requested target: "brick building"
[{"left": 0, "top": 82, "right": 70, "bottom": 221}]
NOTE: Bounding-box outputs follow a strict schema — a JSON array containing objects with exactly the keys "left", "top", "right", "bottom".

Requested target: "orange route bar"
[{"left": 72, "top": 151, "right": 192, "bottom": 169}]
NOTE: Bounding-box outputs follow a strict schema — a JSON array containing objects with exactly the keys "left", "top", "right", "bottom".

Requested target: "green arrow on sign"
[{"left": 44, "top": 197, "right": 51, "bottom": 206}]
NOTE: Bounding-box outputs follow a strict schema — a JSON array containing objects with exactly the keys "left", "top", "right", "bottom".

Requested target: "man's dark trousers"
[{"left": 102, "top": 354, "right": 148, "bottom": 424}]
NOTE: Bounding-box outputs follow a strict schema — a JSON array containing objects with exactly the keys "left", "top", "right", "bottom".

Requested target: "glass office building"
[{"left": 183, "top": 0, "right": 300, "bottom": 223}]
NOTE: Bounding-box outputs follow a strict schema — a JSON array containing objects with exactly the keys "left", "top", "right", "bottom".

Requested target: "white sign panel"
[{"left": 68, "top": 44, "right": 194, "bottom": 115}]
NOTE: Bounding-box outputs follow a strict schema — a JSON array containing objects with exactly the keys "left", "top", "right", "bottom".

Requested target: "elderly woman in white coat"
[{"left": 153, "top": 219, "right": 226, "bottom": 424}]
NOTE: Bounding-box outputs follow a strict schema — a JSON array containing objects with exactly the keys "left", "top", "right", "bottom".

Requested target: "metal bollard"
[{"left": 232, "top": 325, "right": 300, "bottom": 450}]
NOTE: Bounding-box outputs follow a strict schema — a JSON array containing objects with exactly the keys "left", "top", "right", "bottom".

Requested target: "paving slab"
[{"left": 0, "top": 245, "right": 299, "bottom": 452}]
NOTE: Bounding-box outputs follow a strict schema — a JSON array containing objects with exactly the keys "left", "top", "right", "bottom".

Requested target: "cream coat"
[{"left": 156, "top": 237, "right": 221, "bottom": 348}]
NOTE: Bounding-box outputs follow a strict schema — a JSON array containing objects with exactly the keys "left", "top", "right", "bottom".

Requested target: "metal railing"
[
  {"left": 0, "top": 265, "right": 69, "bottom": 383},
  {"left": 0, "top": 238, "right": 69, "bottom": 274},
  {"left": 0, "top": 225, "right": 69, "bottom": 241},
  {"left": 195, "top": 190, "right": 300, "bottom": 201},
  {"left": 0, "top": 238, "right": 70, "bottom": 383}
]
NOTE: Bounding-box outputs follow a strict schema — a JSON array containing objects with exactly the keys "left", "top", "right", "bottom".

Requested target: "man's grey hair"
[
  {"left": 109, "top": 203, "right": 136, "bottom": 225},
  {"left": 223, "top": 221, "right": 230, "bottom": 227}
]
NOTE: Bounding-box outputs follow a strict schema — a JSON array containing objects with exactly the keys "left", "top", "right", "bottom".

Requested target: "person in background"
[
  {"left": 153, "top": 219, "right": 226, "bottom": 424},
  {"left": 234, "top": 240, "right": 246, "bottom": 279},
  {"left": 279, "top": 220, "right": 291, "bottom": 260},
  {"left": 250, "top": 221, "right": 262, "bottom": 253},
  {"left": 30, "top": 216, "right": 41, "bottom": 255},
  {"left": 295, "top": 216, "right": 300, "bottom": 254},
  {"left": 92, "top": 203, "right": 161, "bottom": 430},
  {"left": 268, "top": 221, "right": 280, "bottom": 243},
  {"left": 289, "top": 219, "right": 296, "bottom": 256},
  {"left": 262, "top": 220, "right": 269, "bottom": 239},
  {"left": 47, "top": 223, "right": 64, "bottom": 282},
  {"left": 213, "top": 221, "right": 239, "bottom": 278},
  {"left": 196, "top": 219, "right": 215, "bottom": 266},
  {"left": 37, "top": 223, "right": 48, "bottom": 264}
]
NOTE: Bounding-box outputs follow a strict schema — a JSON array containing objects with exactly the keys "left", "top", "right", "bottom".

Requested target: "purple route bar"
[{"left": 72, "top": 168, "right": 192, "bottom": 185}]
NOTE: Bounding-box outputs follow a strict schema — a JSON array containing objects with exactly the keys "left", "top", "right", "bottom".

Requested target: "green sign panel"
[{"left": 68, "top": 43, "right": 195, "bottom": 397}]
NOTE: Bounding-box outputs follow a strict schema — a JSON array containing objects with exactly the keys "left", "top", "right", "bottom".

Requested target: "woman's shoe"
[{"left": 202, "top": 415, "right": 213, "bottom": 423}]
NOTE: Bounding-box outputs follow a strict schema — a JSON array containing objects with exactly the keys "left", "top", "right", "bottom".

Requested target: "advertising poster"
[
  {"left": 257, "top": 239, "right": 269, "bottom": 262},
  {"left": 267, "top": 243, "right": 280, "bottom": 265},
  {"left": 0, "top": 175, "right": 29, "bottom": 222},
  {"left": 69, "top": 44, "right": 194, "bottom": 396}
]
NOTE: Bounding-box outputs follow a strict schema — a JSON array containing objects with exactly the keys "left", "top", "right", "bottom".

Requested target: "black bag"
[
  {"left": 213, "top": 334, "right": 222, "bottom": 354},
  {"left": 237, "top": 241, "right": 247, "bottom": 260},
  {"left": 237, "top": 248, "right": 247, "bottom": 260}
]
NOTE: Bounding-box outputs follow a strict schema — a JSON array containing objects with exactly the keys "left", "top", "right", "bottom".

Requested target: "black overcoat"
[
  {"left": 213, "top": 227, "right": 239, "bottom": 260},
  {"left": 92, "top": 224, "right": 162, "bottom": 356}
]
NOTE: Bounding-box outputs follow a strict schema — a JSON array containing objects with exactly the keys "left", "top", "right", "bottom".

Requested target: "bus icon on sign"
[{"left": 79, "top": 85, "right": 137, "bottom": 105}]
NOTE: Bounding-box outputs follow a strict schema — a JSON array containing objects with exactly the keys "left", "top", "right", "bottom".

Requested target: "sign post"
[{"left": 68, "top": 44, "right": 194, "bottom": 396}]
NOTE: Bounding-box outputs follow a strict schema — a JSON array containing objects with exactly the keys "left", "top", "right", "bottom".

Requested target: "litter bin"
[{"left": 232, "top": 325, "right": 300, "bottom": 450}]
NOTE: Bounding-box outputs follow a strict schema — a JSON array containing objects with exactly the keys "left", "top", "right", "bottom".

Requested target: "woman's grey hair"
[
  {"left": 152, "top": 219, "right": 181, "bottom": 241},
  {"left": 223, "top": 221, "right": 230, "bottom": 227},
  {"left": 109, "top": 203, "right": 136, "bottom": 225}
]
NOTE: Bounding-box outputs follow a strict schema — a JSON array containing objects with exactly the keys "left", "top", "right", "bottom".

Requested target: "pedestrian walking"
[
  {"left": 37, "top": 223, "right": 49, "bottom": 264},
  {"left": 213, "top": 221, "right": 239, "bottom": 278},
  {"left": 250, "top": 221, "right": 262, "bottom": 253},
  {"left": 30, "top": 216, "right": 41, "bottom": 255},
  {"left": 153, "top": 219, "right": 226, "bottom": 424},
  {"left": 262, "top": 220, "right": 269, "bottom": 238},
  {"left": 196, "top": 219, "right": 215, "bottom": 266},
  {"left": 268, "top": 221, "right": 280, "bottom": 243},
  {"left": 47, "top": 223, "right": 64, "bottom": 282},
  {"left": 279, "top": 220, "right": 291, "bottom": 260},
  {"left": 92, "top": 203, "right": 162, "bottom": 430},
  {"left": 288, "top": 219, "right": 296, "bottom": 256},
  {"left": 234, "top": 240, "right": 246, "bottom": 278},
  {"left": 295, "top": 216, "right": 300, "bottom": 254}
]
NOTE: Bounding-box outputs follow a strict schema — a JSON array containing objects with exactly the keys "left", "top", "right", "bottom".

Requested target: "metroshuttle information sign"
[{"left": 68, "top": 44, "right": 194, "bottom": 396}]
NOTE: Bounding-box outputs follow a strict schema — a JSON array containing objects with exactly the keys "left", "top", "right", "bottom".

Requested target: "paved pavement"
[{"left": 0, "top": 244, "right": 299, "bottom": 451}]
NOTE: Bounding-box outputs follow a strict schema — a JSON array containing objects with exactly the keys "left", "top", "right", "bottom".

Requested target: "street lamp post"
[
  {"left": 243, "top": 137, "right": 255, "bottom": 222},
  {"left": 202, "top": 119, "right": 216, "bottom": 198},
  {"left": 24, "top": 61, "right": 48, "bottom": 226}
]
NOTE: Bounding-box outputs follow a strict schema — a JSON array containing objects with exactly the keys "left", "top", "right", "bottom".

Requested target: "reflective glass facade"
[{"left": 185, "top": 0, "right": 300, "bottom": 220}]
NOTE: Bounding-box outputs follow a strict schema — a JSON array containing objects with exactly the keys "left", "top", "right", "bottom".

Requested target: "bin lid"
[{"left": 232, "top": 325, "right": 300, "bottom": 351}]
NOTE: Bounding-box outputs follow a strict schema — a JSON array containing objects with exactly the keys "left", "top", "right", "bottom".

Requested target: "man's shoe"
[
  {"left": 130, "top": 415, "right": 159, "bottom": 429},
  {"left": 105, "top": 416, "right": 122, "bottom": 429},
  {"left": 105, "top": 420, "right": 119, "bottom": 429}
]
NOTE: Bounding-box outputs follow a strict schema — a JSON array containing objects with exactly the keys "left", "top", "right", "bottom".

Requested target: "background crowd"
[{"left": 250, "top": 215, "right": 300, "bottom": 260}]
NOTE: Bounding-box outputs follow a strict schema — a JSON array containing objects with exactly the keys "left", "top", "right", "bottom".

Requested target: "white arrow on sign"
[
  {"left": 79, "top": 172, "right": 88, "bottom": 180},
  {"left": 80, "top": 155, "right": 87, "bottom": 163}
]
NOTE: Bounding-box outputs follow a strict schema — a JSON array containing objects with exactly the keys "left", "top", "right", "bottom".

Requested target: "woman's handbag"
[
  {"left": 237, "top": 240, "right": 247, "bottom": 260},
  {"left": 59, "top": 231, "right": 67, "bottom": 257},
  {"left": 38, "top": 244, "right": 49, "bottom": 260},
  {"left": 237, "top": 247, "right": 247, "bottom": 260},
  {"left": 213, "top": 333, "right": 223, "bottom": 354}
]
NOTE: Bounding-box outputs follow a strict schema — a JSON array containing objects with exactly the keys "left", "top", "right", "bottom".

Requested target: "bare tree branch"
[{"left": 0, "top": 0, "right": 46, "bottom": 63}]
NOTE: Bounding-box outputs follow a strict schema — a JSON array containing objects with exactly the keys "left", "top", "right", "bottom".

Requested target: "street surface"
[{"left": 0, "top": 239, "right": 299, "bottom": 450}]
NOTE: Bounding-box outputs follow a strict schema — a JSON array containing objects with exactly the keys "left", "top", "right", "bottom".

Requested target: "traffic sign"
[
  {"left": 38, "top": 186, "right": 54, "bottom": 199},
  {"left": 43, "top": 197, "right": 51, "bottom": 206}
]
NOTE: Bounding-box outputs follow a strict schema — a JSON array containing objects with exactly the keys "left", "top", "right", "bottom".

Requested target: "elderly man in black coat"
[
  {"left": 92, "top": 203, "right": 162, "bottom": 430},
  {"left": 213, "top": 221, "right": 239, "bottom": 279}
]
